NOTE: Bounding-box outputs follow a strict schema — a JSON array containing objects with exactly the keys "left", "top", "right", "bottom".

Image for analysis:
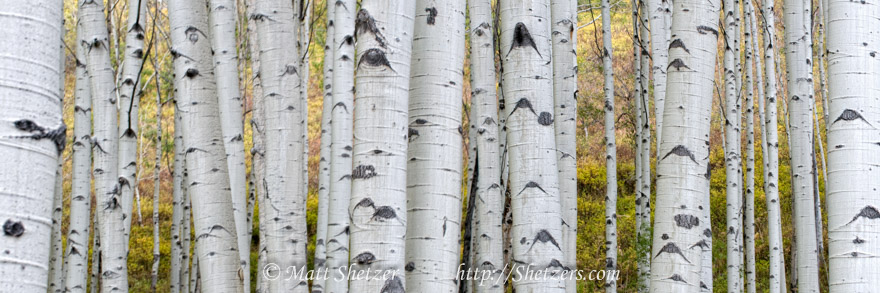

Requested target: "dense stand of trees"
[{"left": 1, "top": 0, "right": 879, "bottom": 292}]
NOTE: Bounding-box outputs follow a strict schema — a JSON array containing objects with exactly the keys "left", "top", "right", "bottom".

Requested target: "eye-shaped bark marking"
[
  {"left": 700, "top": 281, "right": 709, "bottom": 290},
  {"left": 3, "top": 220, "right": 24, "bottom": 237},
  {"left": 351, "top": 165, "right": 377, "bottom": 179},
  {"left": 833, "top": 109, "right": 871, "bottom": 126},
  {"left": 654, "top": 242, "right": 691, "bottom": 263},
  {"left": 357, "top": 48, "right": 394, "bottom": 71},
  {"left": 527, "top": 229, "right": 561, "bottom": 252},
  {"left": 669, "top": 39, "right": 690, "bottom": 53},
  {"left": 703, "top": 228, "right": 712, "bottom": 238},
  {"left": 380, "top": 276, "right": 405, "bottom": 293},
  {"left": 405, "top": 261, "right": 416, "bottom": 272},
  {"left": 846, "top": 206, "right": 880, "bottom": 225},
  {"left": 332, "top": 102, "right": 349, "bottom": 113},
  {"left": 661, "top": 145, "right": 698, "bottom": 163},
  {"left": 538, "top": 112, "right": 554, "bottom": 126},
  {"left": 185, "top": 68, "right": 200, "bottom": 78},
  {"left": 10, "top": 119, "right": 67, "bottom": 153},
  {"left": 355, "top": 9, "right": 386, "bottom": 48},
  {"left": 372, "top": 206, "right": 398, "bottom": 221},
  {"left": 668, "top": 58, "right": 691, "bottom": 71},
  {"left": 353, "top": 198, "right": 376, "bottom": 212},
  {"left": 854, "top": 237, "right": 866, "bottom": 244},
  {"left": 408, "top": 128, "right": 420, "bottom": 142},
  {"left": 425, "top": 7, "right": 438, "bottom": 25},
  {"left": 689, "top": 240, "right": 709, "bottom": 250},
  {"left": 509, "top": 98, "right": 538, "bottom": 117},
  {"left": 696, "top": 25, "right": 718, "bottom": 36},
  {"left": 665, "top": 274, "right": 688, "bottom": 283},
  {"left": 507, "top": 22, "right": 542, "bottom": 58},
  {"left": 674, "top": 214, "right": 700, "bottom": 229},
  {"left": 517, "top": 181, "right": 547, "bottom": 195},
  {"left": 184, "top": 26, "right": 206, "bottom": 43},
  {"left": 353, "top": 252, "right": 376, "bottom": 265},
  {"left": 196, "top": 224, "right": 233, "bottom": 240}
]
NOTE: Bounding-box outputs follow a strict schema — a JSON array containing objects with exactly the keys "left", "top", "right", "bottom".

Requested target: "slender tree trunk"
[
  {"left": 499, "top": 0, "right": 566, "bottom": 291},
  {"left": 636, "top": 1, "right": 653, "bottom": 291},
  {"left": 253, "top": 0, "right": 308, "bottom": 290},
  {"left": 550, "top": 1, "right": 579, "bottom": 290},
  {"left": 646, "top": 0, "right": 671, "bottom": 142},
  {"left": 119, "top": 0, "right": 147, "bottom": 252},
  {"left": 313, "top": 1, "right": 335, "bottom": 291},
  {"left": 168, "top": 0, "right": 244, "bottom": 290},
  {"left": 348, "top": 1, "right": 415, "bottom": 291},
  {"left": 742, "top": 3, "right": 758, "bottom": 292},
  {"left": 171, "top": 101, "right": 185, "bottom": 293},
  {"left": 723, "top": 0, "right": 744, "bottom": 289},
  {"left": 405, "top": 0, "right": 465, "bottom": 291},
  {"left": 783, "top": 0, "right": 820, "bottom": 289},
  {"left": 80, "top": 0, "right": 129, "bottom": 290},
  {"left": 648, "top": 0, "right": 720, "bottom": 290},
  {"left": 49, "top": 158, "right": 64, "bottom": 293},
  {"left": 91, "top": 215, "right": 101, "bottom": 293},
  {"left": 600, "top": 0, "right": 618, "bottom": 291},
  {"left": 469, "top": 0, "right": 503, "bottom": 291},
  {"left": 151, "top": 93, "right": 162, "bottom": 293},
  {"left": 66, "top": 22, "right": 93, "bottom": 292},
  {"left": 826, "top": 0, "right": 880, "bottom": 289},
  {"left": 206, "top": 0, "right": 251, "bottom": 289},
  {"left": 761, "top": 0, "right": 785, "bottom": 289},
  {"left": 325, "top": 1, "right": 356, "bottom": 292}
]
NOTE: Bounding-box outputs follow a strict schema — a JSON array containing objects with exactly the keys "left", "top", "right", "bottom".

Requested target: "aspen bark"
[
  {"left": 742, "top": 3, "right": 757, "bottom": 292},
  {"left": 723, "top": 0, "right": 744, "bottom": 289},
  {"left": 646, "top": 0, "right": 672, "bottom": 141},
  {"left": 151, "top": 93, "right": 162, "bottom": 293},
  {"left": 825, "top": 0, "right": 880, "bottom": 289},
  {"left": 168, "top": 0, "right": 244, "bottom": 290},
  {"left": 761, "top": 0, "right": 785, "bottom": 289},
  {"left": 171, "top": 101, "right": 185, "bottom": 293},
  {"left": 49, "top": 158, "right": 64, "bottom": 293},
  {"left": 313, "top": 0, "right": 335, "bottom": 291},
  {"left": 119, "top": 0, "right": 147, "bottom": 249},
  {"left": 601, "top": 0, "right": 618, "bottom": 291},
  {"left": 648, "top": 0, "right": 720, "bottom": 290},
  {"left": 635, "top": 1, "right": 653, "bottom": 291},
  {"left": 348, "top": 1, "right": 415, "bottom": 291}
]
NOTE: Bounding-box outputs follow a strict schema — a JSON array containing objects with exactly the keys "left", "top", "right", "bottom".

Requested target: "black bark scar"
[{"left": 507, "top": 22, "right": 542, "bottom": 58}]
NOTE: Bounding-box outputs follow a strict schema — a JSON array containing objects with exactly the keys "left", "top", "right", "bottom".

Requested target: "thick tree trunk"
[
  {"left": 80, "top": 0, "right": 129, "bottom": 290},
  {"left": 723, "top": 0, "right": 744, "bottom": 290},
  {"left": 761, "top": 0, "right": 785, "bottom": 290},
  {"left": 168, "top": 0, "right": 244, "bottom": 291},
  {"left": 405, "top": 0, "right": 465, "bottom": 291},
  {"left": 826, "top": 0, "right": 880, "bottom": 290},
  {"left": 601, "top": 0, "right": 618, "bottom": 291},
  {"left": 648, "top": 0, "right": 720, "bottom": 290},
  {"left": 742, "top": 3, "right": 757, "bottom": 292},
  {"left": 119, "top": 0, "right": 147, "bottom": 251},
  {"left": 253, "top": 0, "right": 308, "bottom": 291},
  {"left": 469, "top": 0, "right": 504, "bottom": 291},
  {"left": 550, "top": 1, "right": 579, "bottom": 290},
  {"left": 206, "top": 1, "right": 251, "bottom": 290},
  {"left": 499, "top": 0, "right": 566, "bottom": 291},
  {"left": 348, "top": 1, "right": 415, "bottom": 291},
  {"left": 66, "top": 23, "right": 93, "bottom": 292},
  {"left": 325, "top": 1, "right": 355, "bottom": 292},
  {"left": 783, "top": 0, "right": 820, "bottom": 290},
  {"left": 313, "top": 1, "right": 335, "bottom": 291}
]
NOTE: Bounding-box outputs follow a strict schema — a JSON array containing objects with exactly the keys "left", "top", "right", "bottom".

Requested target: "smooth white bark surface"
[
  {"left": 742, "top": 4, "right": 757, "bottom": 292},
  {"left": 723, "top": 0, "right": 744, "bottom": 290},
  {"left": 601, "top": 0, "right": 618, "bottom": 291},
  {"left": 313, "top": 1, "right": 335, "bottom": 291},
  {"left": 761, "top": 0, "right": 785, "bottom": 290}
]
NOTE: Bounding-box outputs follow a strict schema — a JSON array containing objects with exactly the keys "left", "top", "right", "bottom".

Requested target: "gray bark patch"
[
  {"left": 662, "top": 145, "right": 698, "bottom": 163},
  {"left": 528, "top": 229, "right": 561, "bottom": 251},
  {"left": 372, "top": 206, "right": 398, "bottom": 221},
  {"left": 696, "top": 25, "right": 718, "bottom": 36},
  {"left": 353, "top": 252, "right": 375, "bottom": 265},
  {"left": 355, "top": 9, "right": 386, "bottom": 48},
  {"left": 358, "top": 48, "right": 393, "bottom": 71},
  {"left": 669, "top": 39, "right": 690, "bottom": 53},
  {"left": 833, "top": 109, "right": 871, "bottom": 126},
  {"left": 666, "top": 274, "right": 688, "bottom": 283},
  {"left": 674, "top": 214, "right": 699, "bottom": 229},
  {"left": 425, "top": 7, "right": 438, "bottom": 25},
  {"left": 3, "top": 220, "right": 24, "bottom": 237},
  {"left": 351, "top": 165, "right": 377, "bottom": 179},
  {"left": 538, "top": 112, "right": 554, "bottom": 126},
  {"left": 689, "top": 240, "right": 709, "bottom": 250},
  {"left": 380, "top": 276, "right": 404, "bottom": 293},
  {"left": 507, "top": 22, "right": 541, "bottom": 58},
  {"left": 510, "top": 98, "right": 537, "bottom": 116},
  {"left": 11, "top": 119, "right": 67, "bottom": 153},
  {"left": 668, "top": 58, "right": 691, "bottom": 71},
  {"left": 654, "top": 242, "right": 690, "bottom": 263},
  {"left": 847, "top": 205, "right": 880, "bottom": 225}
]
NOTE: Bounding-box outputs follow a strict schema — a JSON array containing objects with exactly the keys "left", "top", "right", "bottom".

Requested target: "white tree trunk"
[
  {"left": 118, "top": 0, "right": 147, "bottom": 251},
  {"left": 783, "top": 0, "right": 820, "bottom": 290},
  {"left": 171, "top": 101, "right": 185, "bottom": 293},
  {"left": 550, "top": 1, "right": 578, "bottom": 291},
  {"left": 167, "top": 0, "right": 244, "bottom": 291},
  {"left": 65, "top": 23, "right": 93, "bottom": 292},
  {"left": 49, "top": 158, "right": 64, "bottom": 293},
  {"left": 646, "top": 0, "right": 671, "bottom": 142},
  {"left": 635, "top": 1, "right": 653, "bottom": 291},
  {"left": 405, "top": 0, "right": 465, "bottom": 291},
  {"left": 600, "top": 0, "right": 618, "bottom": 291},
  {"left": 348, "top": 1, "right": 415, "bottom": 291},
  {"left": 151, "top": 94, "right": 162, "bottom": 292},
  {"left": 499, "top": 0, "right": 566, "bottom": 291},
  {"left": 468, "top": 0, "right": 503, "bottom": 291},
  {"left": 313, "top": 1, "right": 335, "bottom": 290},
  {"left": 325, "top": 1, "right": 355, "bottom": 292},
  {"left": 826, "top": 0, "right": 880, "bottom": 289},
  {"left": 761, "top": 0, "right": 785, "bottom": 290},
  {"left": 80, "top": 0, "right": 128, "bottom": 290},
  {"left": 648, "top": 0, "right": 720, "bottom": 290},
  {"left": 723, "top": 0, "right": 744, "bottom": 290},
  {"left": 0, "top": 1, "right": 63, "bottom": 291},
  {"left": 90, "top": 215, "right": 100, "bottom": 293},
  {"left": 742, "top": 3, "right": 757, "bottom": 292},
  {"left": 252, "top": 0, "right": 308, "bottom": 290},
  {"left": 206, "top": 0, "right": 251, "bottom": 289}
]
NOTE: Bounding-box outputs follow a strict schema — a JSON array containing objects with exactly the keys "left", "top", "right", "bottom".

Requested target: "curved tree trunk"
[
  {"left": 206, "top": 0, "right": 251, "bottom": 290},
  {"left": 325, "top": 1, "right": 355, "bottom": 292},
  {"left": 167, "top": 0, "right": 244, "bottom": 291},
  {"left": 469, "top": 0, "right": 503, "bottom": 291},
  {"left": 648, "top": 0, "right": 720, "bottom": 290},
  {"left": 405, "top": 0, "right": 465, "bottom": 291},
  {"left": 825, "top": 0, "right": 880, "bottom": 290},
  {"left": 723, "top": 0, "right": 744, "bottom": 290},
  {"left": 761, "top": 0, "right": 785, "bottom": 290},
  {"left": 253, "top": 0, "right": 308, "bottom": 290},
  {"left": 80, "top": 0, "right": 129, "bottom": 290},
  {"left": 348, "top": 1, "right": 415, "bottom": 291},
  {"left": 783, "top": 0, "right": 819, "bottom": 289},
  {"left": 119, "top": 0, "right": 147, "bottom": 252},
  {"left": 313, "top": 1, "right": 335, "bottom": 291},
  {"left": 499, "top": 0, "right": 566, "bottom": 291}
]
